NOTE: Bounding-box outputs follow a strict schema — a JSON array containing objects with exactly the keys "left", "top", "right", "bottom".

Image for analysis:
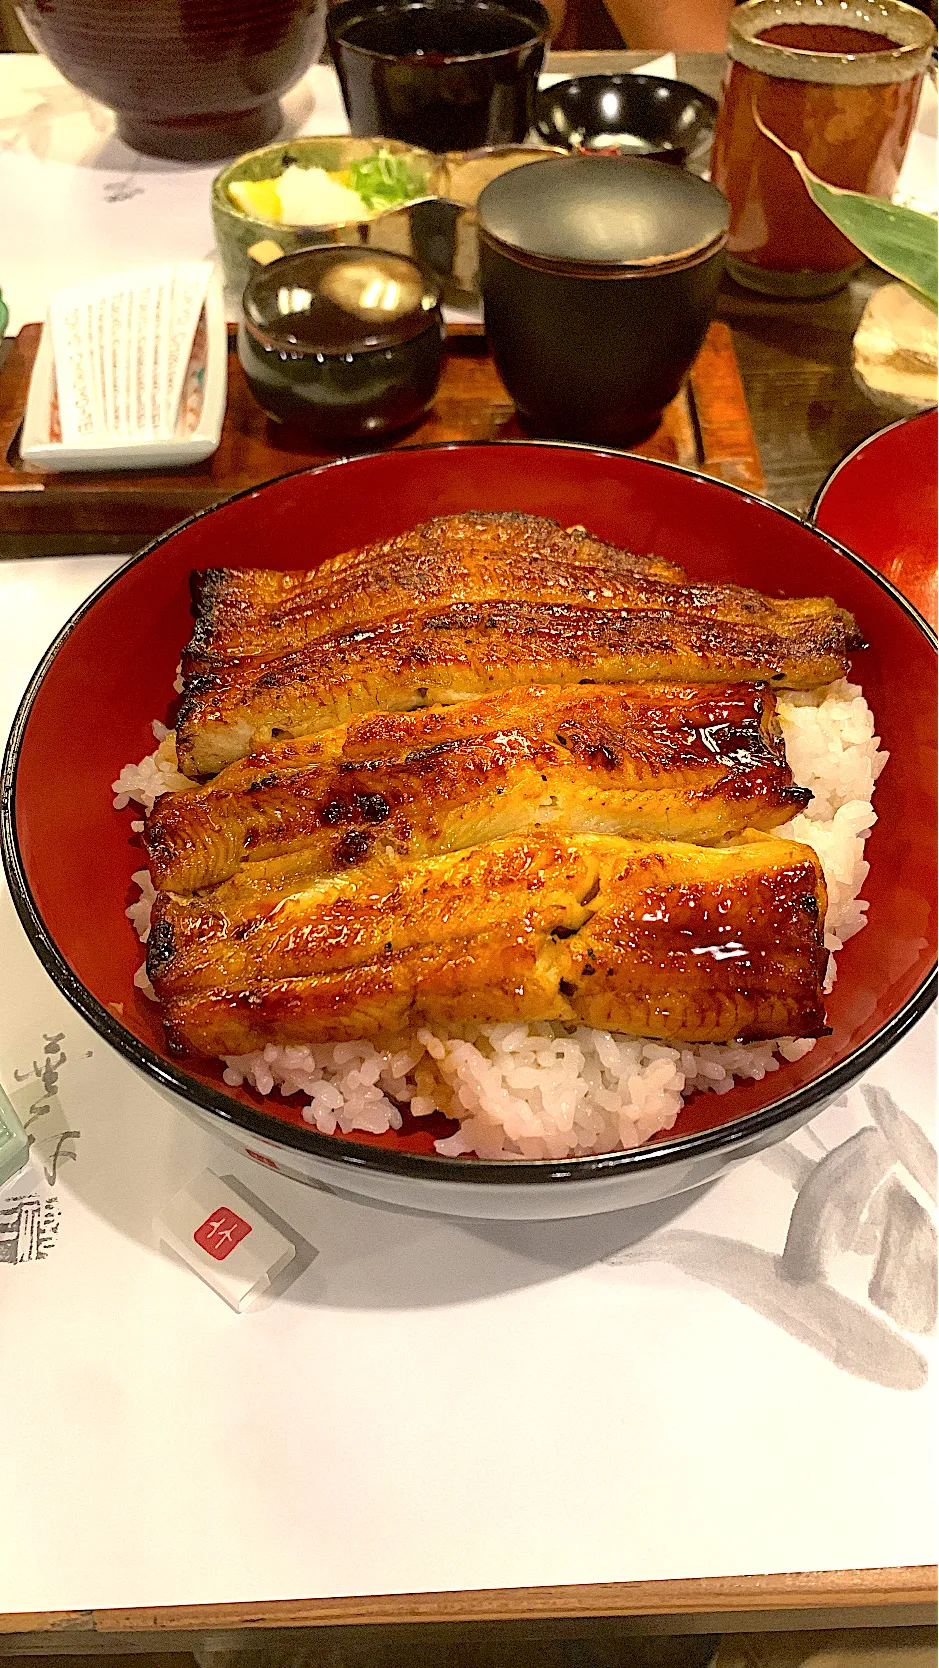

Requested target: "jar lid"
[
  {"left": 243, "top": 246, "right": 441, "bottom": 355},
  {"left": 476, "top": 154, "right": 729, "bottom": 271}
]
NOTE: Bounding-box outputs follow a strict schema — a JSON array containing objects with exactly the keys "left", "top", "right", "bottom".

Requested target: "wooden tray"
[{"left": 0, "top": 321, "right": 763, "bottom": 547}]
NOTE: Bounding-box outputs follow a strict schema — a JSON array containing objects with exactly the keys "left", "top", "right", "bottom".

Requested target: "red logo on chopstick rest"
[{"left": 194, "top": 1207, "right": 252, "bottom": 1260}]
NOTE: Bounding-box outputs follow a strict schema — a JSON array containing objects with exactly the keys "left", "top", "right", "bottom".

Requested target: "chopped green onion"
[{"left": 347, "top": 151, "right": 427, "bottom": 212}]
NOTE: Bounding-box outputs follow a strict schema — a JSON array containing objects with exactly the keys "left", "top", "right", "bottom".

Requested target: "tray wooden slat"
[{"left": 0, "top": 321, "right": 763, "bottom": 544}]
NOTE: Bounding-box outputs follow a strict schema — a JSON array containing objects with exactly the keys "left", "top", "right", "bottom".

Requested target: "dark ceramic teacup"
[
  {"left": 327, "top": 0, "right": 551, "bottom": 152},
  {"left": 477, "top": 154, "right": 730, "bottom": 446},
  {"left": 238, "top": 246, "right": 445, "bottom": 442}
]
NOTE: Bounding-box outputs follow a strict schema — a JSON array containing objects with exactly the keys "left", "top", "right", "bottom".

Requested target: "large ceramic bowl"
[
  {"left": 15, "top": 0, "right": 327, "bottom": 162},
  {"left": 2, "top": 444, "right": 936, "bottom": 1221}
]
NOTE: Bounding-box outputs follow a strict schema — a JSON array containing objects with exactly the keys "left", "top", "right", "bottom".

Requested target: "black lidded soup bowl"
[
  {"left": 477, "top": 153, "right": 730, "bottom": 447},
  {"left": 326, "top": 0, "right": 551, "bottom": 152},
  {"left": 237, "top": 245, "right": 445, "bottom": 442}
]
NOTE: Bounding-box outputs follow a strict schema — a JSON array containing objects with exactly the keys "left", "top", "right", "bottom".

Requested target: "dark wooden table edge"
[{"left": 1, "top": 1567, "right": 934, "bottom": 1648}]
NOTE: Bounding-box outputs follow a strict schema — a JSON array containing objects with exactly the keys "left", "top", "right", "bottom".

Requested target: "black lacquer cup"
[
  {"left": 327, "top": 0, "right": 550, "bottom": 152},
  {"left": 238, "top": 245, "right": 445, "bottom": 442},
  {"left": 477, "top": 154, "right": 730, "bottom": 447}
]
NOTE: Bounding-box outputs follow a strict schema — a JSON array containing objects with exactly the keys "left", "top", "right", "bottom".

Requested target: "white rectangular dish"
[{"left": 20, "top": 272, "right": 228, "bottom": 473}]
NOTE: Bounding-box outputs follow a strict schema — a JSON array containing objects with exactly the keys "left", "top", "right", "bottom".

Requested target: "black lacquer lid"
[
  {"left": 243, "top": 245, "right": 441, "bottom": 355},
  {"left": 477, "top": 153, "right": 730, "bottom": 270}
]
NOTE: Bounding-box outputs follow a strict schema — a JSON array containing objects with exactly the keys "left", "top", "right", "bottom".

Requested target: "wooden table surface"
[
  {"left": 0, "top": 1567, "right": 935, "bottom": 1653},
  {"left": 658, "top": 54, "right": 900, "bottom": 521},
  {"left": 0, "top": 50, "right": 934, "bottom": 1653}
]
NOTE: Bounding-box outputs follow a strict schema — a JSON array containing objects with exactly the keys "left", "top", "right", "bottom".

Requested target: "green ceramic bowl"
[
  {"left": 212, "top": 135, "right": 564, "bottom": 305},
  {"left": 212, "top": 135, "right": 436, "bottom": 304}
]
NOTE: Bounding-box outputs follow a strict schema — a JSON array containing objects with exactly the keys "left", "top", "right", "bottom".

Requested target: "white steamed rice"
[{"left": 113, "top": 679, "right": 886, "bottom": 1160}]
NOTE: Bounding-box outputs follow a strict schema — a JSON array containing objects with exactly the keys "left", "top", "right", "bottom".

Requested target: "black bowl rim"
[
  {"left": 241, "top": 308, "right": 445, "bottom": 358},
  {"left": 475, "top": 153, "right": 730, "bottom": 267},
  {"left": 476, "top": 217, "right": 727, "bottom": 278},
  {"left": 533, "top": 70, "right": 719, "bottom": 148},
  {"left": 2, "top": 439, "right": 936, "bottom": 1190},
  {"left": 327, "top": 0, "right": 551, "bottom": 64}
]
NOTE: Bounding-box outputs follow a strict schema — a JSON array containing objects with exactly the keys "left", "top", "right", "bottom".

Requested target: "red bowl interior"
[
  {"left": 812, "top": 408, "right": 938, "bottom": 630},
  {"left": 5, "top": 442, "right": 937, "bottom": 1166}
]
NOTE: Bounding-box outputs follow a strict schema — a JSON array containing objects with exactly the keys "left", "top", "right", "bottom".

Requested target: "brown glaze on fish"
[
  {"left": 177, "top": 598, "right": 861, "bottom": 778},
  {"left": 149, "top": 830, "right": 829, "bottom": 1056},
  {"left": 184, "top": 514, "right": 688, "bottom": 671},
  {"left": 147, "top": 683, "right": 810, "bottom": 893},
  {"left": 176, "top": 513, "right": 862, "bottom": 775},
  {"left": 185, "top": 512, "right": 851, "bottom": 672}
]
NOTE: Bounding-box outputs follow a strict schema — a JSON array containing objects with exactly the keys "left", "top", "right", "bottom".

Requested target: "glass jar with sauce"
[{"left": 711, "top": 0, "right": 936, "bottom": 298}]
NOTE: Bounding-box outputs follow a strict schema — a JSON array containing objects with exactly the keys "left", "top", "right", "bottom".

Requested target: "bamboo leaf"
[{"left": 751, "top": 105, "right": 938, "bottom": 308}]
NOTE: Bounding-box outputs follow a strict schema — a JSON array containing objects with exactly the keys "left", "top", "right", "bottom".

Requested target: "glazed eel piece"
[
  {"left": 182, "top": 512, "right": 690, "bottom": 671},
  {"left": 175, "top": 513, "right": 862, "bottom": 775},
  {"left": 176, "top": 599, "right": 862, "bottom": 777},
  {"left": 182, "top": 512, "right": 855, "bottom": 671},
  {"left": 149, "top": 829, "right": 829, "bottom": 1056},
  {"left": 146, "top": 682, "right": 810, "bottom": 893}
]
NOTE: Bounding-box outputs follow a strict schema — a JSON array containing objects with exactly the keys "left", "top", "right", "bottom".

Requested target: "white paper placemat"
[
  {"left": 0, "top": 58, "right": 349, "bottom": 337},
  {"left": 0, "top": 555, "right": 934, "bottom": 1615}
]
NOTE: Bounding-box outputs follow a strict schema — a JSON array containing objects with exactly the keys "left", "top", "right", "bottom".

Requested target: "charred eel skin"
[{"left": 175, "top": 513, "right": 862, "bottom": 775}]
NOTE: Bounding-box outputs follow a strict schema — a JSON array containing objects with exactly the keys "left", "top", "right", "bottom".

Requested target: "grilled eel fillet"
[
  {"left": 146, "top": 683, "right": 810, "bottom": 893},
  {"left": 184, "top": 513, "right": 688, "bottom": 671},
  {"left": 175, "top": 514, "right": 863, "bottom": 776},
  {"left": 148, "top": 830, "right": 829, "bottom": 1056}
]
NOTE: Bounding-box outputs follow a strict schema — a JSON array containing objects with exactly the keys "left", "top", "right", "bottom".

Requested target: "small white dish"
[{"left": 20, "top": 274, "right": 228, "bottom": 473}]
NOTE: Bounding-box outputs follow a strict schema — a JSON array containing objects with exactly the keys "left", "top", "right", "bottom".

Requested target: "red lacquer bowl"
[
  {"left": 2, "top": 444, "right": 936, "bottom": 1220},
  {"left": 811, "top": 408, "right": 938, "bottom": 631},
  {"left": 15, "top": 0, "right": 326, "bottom": 162}
]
